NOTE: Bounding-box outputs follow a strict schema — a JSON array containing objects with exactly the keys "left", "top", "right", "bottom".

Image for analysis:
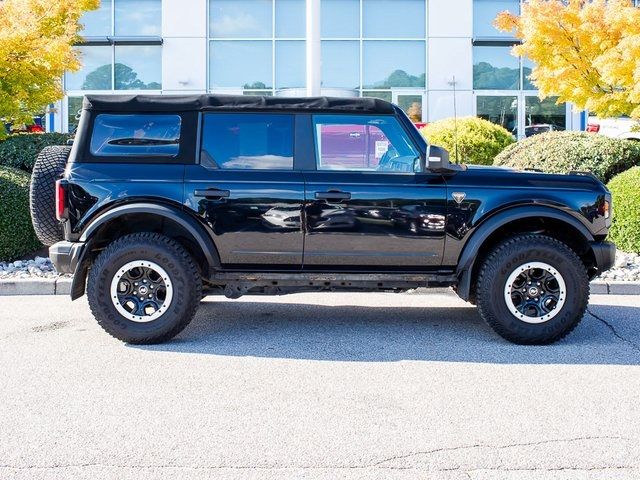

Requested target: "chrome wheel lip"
[
  {"left": 109, "top": 260, "right": 173, "bottom": 323},
  {"left": 503, "top": 262, "right": 566, "bottom": 324}
]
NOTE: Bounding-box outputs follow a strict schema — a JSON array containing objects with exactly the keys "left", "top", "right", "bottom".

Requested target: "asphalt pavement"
[{"left": 1, "top": 290, "right": 639, "bottom": 479}]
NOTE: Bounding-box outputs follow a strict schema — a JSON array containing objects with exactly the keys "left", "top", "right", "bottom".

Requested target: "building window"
[
  {"left": 477, "top": 96, "right": 518, "bottom": 135},
  {"left": 114, "top": 0, "right": 161, "bottom": 36},
  {"left": 80, "top": 0, "right": 161, "bottom": 38},
  {"left": 209, "top": 41, "right": 272, "bottom": 90},
  {"left": 524, "top": 96, "right": 566, "bottom": 135},
  {"left": 208, "top": 0, "right": 428, "bottom": 113},
  {"left": 208, "top": 0, "right": 306, "bottom": 93},
  {"left": 363, "top": 41, "right": 426, "bottom": 89},
  {"left": 209, "top": 0, "right": 272, "bottom": 38},
  {"left": 321, "top": 41, "right": 360, "bottom": 90},
  {"left": 473, "top": 0, "right": 519, "bottom": 39},
  {"left": 67, "top": 0, "right": 162, "bottom": 92},
  {"left": 473, "top": 46, "right": 520, "bottom": 90},
  {"left": 65, "top": 45, "right": 162, "bottom": 91},
  {"left": 275, "top": 41, "right": 305, "bottom": 89},
  {"left": 363, "top": 0, "right": 425, "bottom": 39}
]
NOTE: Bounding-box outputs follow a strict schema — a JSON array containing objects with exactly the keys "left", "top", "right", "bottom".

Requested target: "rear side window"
[
  {"left": 200, "top": 113, "right": 294, "bottom": 170},
  {"left": 90, "top": 114, "right": 181, "bottom": 157}
]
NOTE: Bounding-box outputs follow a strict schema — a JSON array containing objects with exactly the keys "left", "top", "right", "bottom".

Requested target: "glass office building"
[{"left": 58, "top": 0, "right": 578, "bottom": 137}]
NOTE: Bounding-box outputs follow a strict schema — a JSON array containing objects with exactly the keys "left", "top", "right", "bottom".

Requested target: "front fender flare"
[
  {"left": 70, "top": 203, "right": 220, "bottom": 300},
  {"left": 454, "top": 206, "right": 595, "bottom": 301}
]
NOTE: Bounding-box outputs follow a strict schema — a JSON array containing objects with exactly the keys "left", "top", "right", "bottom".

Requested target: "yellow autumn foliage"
[
  {"left": 0, "top": 0, "right": 98, "bottom": 133},
  {"left": 495, "top": 0, "right": 640, "bottom": 119}
]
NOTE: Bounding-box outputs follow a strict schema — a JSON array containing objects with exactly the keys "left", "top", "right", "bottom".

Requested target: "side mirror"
[{"left": 427, "top": 145, "right": 450, "bottom": 170}]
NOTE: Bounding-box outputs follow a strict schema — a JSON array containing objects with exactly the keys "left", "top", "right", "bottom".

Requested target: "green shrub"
[
  {"left": 420, "top": 117, "right": 515, "bottom": 165},
  {"left": 607, "top": 167, "right": 640, "bottom": 254},
  {"left": 494, "top": 131, "right": 640, "bottom": 183},
  {"left": 0, "top": 133, "right": 71, "bottom": 173},
  {"left": 0, "top": 166, "right": 41, "bottom": 262}
]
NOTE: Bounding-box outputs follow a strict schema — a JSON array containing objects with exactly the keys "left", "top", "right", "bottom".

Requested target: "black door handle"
[
  {"left": 194, "top": 188, "right": 230, "bottom": 199},
  {"left": 315, "top": 191, "right": 351, "bottom": 201}
]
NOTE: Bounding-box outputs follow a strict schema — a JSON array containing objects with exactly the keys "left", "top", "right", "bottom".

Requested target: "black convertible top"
[{"left": 83, "top": 94, "right": 396, "bottom": 114}]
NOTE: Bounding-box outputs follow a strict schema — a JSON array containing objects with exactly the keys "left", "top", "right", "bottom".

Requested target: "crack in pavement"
[
  {"left": 371, "top": 435, "right": 630, "bottom": 467},
  {"left": 1, "top": 436, "right": 632, "bottom": 472},
  {"left": 588, "top": 307, "right": 640, "bottom": 353}
]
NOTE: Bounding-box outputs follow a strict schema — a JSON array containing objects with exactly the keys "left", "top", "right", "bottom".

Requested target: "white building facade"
[{"left": 54, "top": 0, "right": 585, "bottom": 137}]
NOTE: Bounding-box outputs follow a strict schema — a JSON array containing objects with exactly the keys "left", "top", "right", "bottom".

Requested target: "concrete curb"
[
  {"left": 0, "top": 278, "right": 639, "bottom": 296},
  {"left": 0, "top": 277, "right": 72, "bottom": 296}
]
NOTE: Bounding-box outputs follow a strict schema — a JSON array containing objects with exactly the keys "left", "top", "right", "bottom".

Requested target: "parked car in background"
[
  {"left": 524, "top": 123, "right": 557, "bottom": 137},
  {"left": 4, "top": 116, "right": 45, "bottom": 134},
  {"left": 586, "top": 116, "right": 640, "bottom": 140}
]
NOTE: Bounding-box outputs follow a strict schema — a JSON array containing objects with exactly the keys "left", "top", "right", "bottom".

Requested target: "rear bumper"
[
  {"left": 49, "top": 241, "right": 85, "bottom": 274},
  {"left": 591, "top": 240, "right": 616, "bottom": 275}
]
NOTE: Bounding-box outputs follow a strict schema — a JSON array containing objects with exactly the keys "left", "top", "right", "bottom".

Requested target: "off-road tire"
[
  {"left": 87, "top": 233, "right": 202, "bottom": 344},
  {"left": 476, "top": 234, "right": 589, "bottom": 345},
  {"left": 29, "top": 146, "right": 71, "bottom": 246}
]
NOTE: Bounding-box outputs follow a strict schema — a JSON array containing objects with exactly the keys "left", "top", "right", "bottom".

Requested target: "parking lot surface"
[{"left": 1, "top": 290, "right": 639, "bottom": 479}]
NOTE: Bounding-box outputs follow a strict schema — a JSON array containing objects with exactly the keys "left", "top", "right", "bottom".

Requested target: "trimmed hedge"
[
  {"left": 494, "top": 131, "right": 640, "bottom": 183},
  {"left": 0, "top": 133, "right": 71, "bottom": 173},
  {"left": 607, "top": 167, "right": 640, "bottom": 254},
  {"left": 0, "top": 166, "right": 41, "bottom": 262},
  {"left": 420, "top": 117, "right": 514, "bottom": 165}
]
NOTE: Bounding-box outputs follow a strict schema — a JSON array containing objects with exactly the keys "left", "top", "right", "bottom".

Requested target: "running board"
[{"left": 205, "top": 272, "right": 457, "bottom": 298}]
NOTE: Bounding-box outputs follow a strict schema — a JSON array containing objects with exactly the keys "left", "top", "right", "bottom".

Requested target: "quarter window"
[
  {"left": 201, "top": 114, "right": 294, "bottom": 170},
  {"left": 90, "top": 114, "right": 181, "bottom": 157},
  {"left": 312, "top": 115, "right": 420, "bottom": 173}
]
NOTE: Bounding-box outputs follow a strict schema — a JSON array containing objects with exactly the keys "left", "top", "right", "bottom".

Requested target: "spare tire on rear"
[{"left": 29, "top": 145, "right": 71, "bottom": 246}]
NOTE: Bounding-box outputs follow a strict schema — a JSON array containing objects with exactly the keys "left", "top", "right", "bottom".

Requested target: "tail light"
[
  {"left": 55, "top": 180, "right": 67, "bottom": 221},
  {"left": 586, "top": 122, "right": 600, "bottom": 133},
  {"left": 598, "top": 199, "right": 610, "bottom": 219}
]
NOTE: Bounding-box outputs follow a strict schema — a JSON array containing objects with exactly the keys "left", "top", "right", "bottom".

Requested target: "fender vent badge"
[{"left": 452, "top": 192, "right": 466, "bottom": 204}]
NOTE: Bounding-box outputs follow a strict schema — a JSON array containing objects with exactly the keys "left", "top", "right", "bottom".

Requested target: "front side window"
[
  {"left": 201, "top": 114, "right": 294, "bottom": 170},
  {"left": 313, "top": 115, "right": 420, "bottom": 173},
  {"left": 90, "top": 114, "right": 181, "bottom": 157}
]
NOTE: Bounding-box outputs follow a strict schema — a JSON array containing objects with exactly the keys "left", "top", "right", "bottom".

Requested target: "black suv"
[{"left": 29, "top": 95, "right": 615, "bottom": 345}]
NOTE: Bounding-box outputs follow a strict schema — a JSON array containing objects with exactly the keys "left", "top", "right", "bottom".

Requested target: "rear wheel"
[
  {"left": 29, "top": 146, "right": 71, "bottom": 245},
  {"left": 476, "top": 234, "right": 589, "bottom": 344},
  {"left": 87, "top": 233, "right": 202, "bottom": 344}
]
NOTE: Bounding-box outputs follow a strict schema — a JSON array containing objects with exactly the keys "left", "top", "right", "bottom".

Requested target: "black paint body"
[{"left": 56, "top": 95, "right": 614, "bottom": 297}]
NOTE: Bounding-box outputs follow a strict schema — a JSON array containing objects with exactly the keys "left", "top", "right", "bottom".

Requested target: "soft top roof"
[{"left": 83, "top": 94, "right": 396, "bottom": 114}]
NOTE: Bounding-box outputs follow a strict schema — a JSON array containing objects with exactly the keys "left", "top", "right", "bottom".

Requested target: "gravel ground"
[{"left": 2, "top": 250, "right": 640, "bottom": 282}]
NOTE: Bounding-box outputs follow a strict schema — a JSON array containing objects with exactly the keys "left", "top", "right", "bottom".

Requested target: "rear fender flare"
[{"left": 70, "top": 203, "right": 220, "bottom": 299}]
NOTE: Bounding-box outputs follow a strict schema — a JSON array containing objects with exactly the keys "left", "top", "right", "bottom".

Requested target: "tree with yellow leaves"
[
  {"left": 495, "top": 0, "right": 640, "bottom": 119},
  {"left": 0, "top": 0, "right": 98, "bottom": 136}
]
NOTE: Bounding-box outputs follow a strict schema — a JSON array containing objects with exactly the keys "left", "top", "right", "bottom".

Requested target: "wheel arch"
[
  {"left": 455, "top": 206, "right": 596, "bottom": 302},
  {"left": 70, "top": 203, "right": 220, "bottom": 300}
]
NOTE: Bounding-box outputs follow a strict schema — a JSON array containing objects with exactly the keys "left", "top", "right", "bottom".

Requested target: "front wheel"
[
  {"left": 87, "top": 233, "right": 202, "bottom": 344},
  {"left": 476, "top": 234, "right": 589, "bottom": 345}
]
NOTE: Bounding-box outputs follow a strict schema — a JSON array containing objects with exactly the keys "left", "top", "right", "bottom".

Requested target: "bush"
[
  {"left": 607, "top": 167, "right": 640, "bottom": 254},
  {"left": 494, "top": 131, "right": 640, "bottom": 183},
  {"left": 0, "top": 166, "right": 41, "bottom": 261},
  {"left": 419, "top": 117, "right": 515, "bottom": 165},
  {"left": 0, "top": 133, "right": 71, "bottom": 173}
]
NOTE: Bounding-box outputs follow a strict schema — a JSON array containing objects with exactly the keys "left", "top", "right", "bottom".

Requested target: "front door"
[
  {"left": 184, "top": 112, "right": 304, "bottom": 268},
  {"left": 302, "top": 114, "right": 447, "bottom": 269}
]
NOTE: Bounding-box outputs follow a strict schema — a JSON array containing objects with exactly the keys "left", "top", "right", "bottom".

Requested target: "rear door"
[
  {"left": 184, "top": 112, "right": 304, "bottom": 268},
  {"left": 302, "top": 114, "right": 447, "bottom": 269}
]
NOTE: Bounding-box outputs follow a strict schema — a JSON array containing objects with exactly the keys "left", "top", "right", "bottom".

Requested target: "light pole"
[{"left": 305, "top": 0, "right": 321, "bottom": 97}]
